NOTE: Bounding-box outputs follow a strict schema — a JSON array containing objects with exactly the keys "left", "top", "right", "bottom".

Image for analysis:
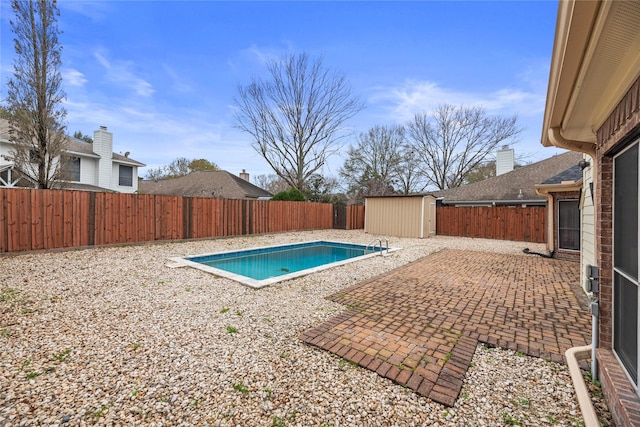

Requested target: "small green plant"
[
  {"left": 515, "top": 397, "right": 529, "bottom": 407},
  {"left": 26, "top": 371, "right": 40, "bottom": 379},
  {"left": 0, "top": 288, "right": 20, "bottom": 302},
  {"left": 21, "top": 308, "right": 35, "bottom": 315},
  {"left": 20, "top": 358, "right": 32, "bottom": 371},
  {"left": 398, "top": 363, "right": 405, "bottom": 370},
  {"left": 265, "top": 388, "right": 273, "bottom": 399},
  {"left": 444, "top": 352, "right": 451, "bottom": 362},
  {"left": 516, "top": 351, "right": 526, "bottom": 358},
  {"left": 1, "top": 328, "right": 8, "bottom": 337},
  {"left": 546, "top": 414, "right": 558, "bottom": 423},
  {"left": 192, "top": 397, "right": 203, "bottom": 407},
  {"left": 460, "top": 392, "right": 469, "bottom": 399},
  {"left": 132, "top": 388, "right": 139, "bottom": 397},
  {"left": 280, "top": 352, "right": 289, "bottom": 359},
  {"left": 52, "top": 348, "right": 71, "bottom": 362},
  {"left": 272, "top": 416, "right": 285, "bottom": 427},
  {"left": 235, "top": 310, "right": 243, "bottom": 316},
  {"left": 264, "top": 317, "right": 272, "bottom": 323},
  {"left": 130, "top": 343, "right": 141, "bottom": 350},
  {"left": 585, "top": 371, "right": 602, "bottom": 388},
  {"left": 91, "top": 404, "right": 110, "bottom": 421},
  {"left": 233, "top": 383, "right": 250, "bottom": 395},
  {"left": 502, "top": 412, "right": 520, "bottom": 426},
  {"left": 185, "top": 287, "right": 191, "bottom": 292},
  {"left": 220, "top": 307, "right": 230, "bottom": 314},
  {"left": 226, "top": 326, "right": 238, "bottom": 334},
  {"left": 290, "top": 412, "right": 298, "bottom": 420}
]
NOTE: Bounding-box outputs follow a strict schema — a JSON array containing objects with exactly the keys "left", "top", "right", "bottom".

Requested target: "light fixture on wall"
[{"left": 578, "top": 159, "right": 590, "bottom": 170}]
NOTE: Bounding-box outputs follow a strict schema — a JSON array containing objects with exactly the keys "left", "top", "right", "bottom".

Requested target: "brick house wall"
[{"left": 595, "top": 75, "right": 640, "bottom": 427}]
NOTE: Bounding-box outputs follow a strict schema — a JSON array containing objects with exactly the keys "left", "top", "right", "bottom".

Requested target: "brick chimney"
[{"left": 239, "top": 169, "right": 249, "bottom": 181}]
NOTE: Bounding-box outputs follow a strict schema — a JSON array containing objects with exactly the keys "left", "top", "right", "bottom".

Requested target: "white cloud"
[
  {"left": 369, "top": 79, "right": 546, "bottom": 123},
  {"left": 62, "top": 68, "right": 87, "bottom": 87},
  {"left": 93, "top": 50, "right": 155, "bottom": 97}
]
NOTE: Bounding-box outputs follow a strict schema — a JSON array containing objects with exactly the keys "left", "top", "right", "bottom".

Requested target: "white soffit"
[{"left": 564, "top": 1, "right": 640, "bottom": 142}]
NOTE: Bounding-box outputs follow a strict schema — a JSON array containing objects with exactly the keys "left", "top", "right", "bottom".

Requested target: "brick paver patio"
[{"left": 300, "top": 249, "right": 590, "bottom": 406}]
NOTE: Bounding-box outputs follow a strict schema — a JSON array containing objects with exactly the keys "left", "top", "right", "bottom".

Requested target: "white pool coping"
[{"left": 169, "top": 240, "right": 401, "bottom": 288}]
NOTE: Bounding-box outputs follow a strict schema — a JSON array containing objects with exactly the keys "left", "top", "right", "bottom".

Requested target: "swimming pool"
[{"left": 171, "top": 240, "right": 399, "bottom": 288}]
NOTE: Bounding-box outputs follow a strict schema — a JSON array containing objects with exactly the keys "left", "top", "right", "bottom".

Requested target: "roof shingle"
[
  {"left": 435, "top": 151, "right": 583, "bottom": 203},
  {"left": 138, "top": 171, "right": 272, "bottom": 199}
]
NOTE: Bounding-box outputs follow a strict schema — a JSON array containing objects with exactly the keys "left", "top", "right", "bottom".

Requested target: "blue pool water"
[
  {"left": 172, "top": 240, "right": 399, "bottom": 287},
  {"left": 187, "top": 241, "right": 372, "bottom": 281}
]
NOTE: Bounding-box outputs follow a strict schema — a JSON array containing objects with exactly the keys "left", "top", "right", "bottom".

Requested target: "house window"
[
  {"left": 29, "top": 149, "right": 39, "bottom": 163},
  {"left": 118, "top": 165, "right": 133, "bottom": 187},
  {"left": 558, "top": 200, "right": 580, "bottom": 250},
  {"left": 68, "top": 157, "right": 80, "bottom": 182}
]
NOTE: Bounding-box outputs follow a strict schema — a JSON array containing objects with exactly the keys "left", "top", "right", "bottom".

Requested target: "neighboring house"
[
  {"left": 0, "top": 120, "right": 145, "bottom": 193},
  {"left": 138, "top": 170, "right": 272, "bottom": 200},
  {"left": 542, "top": 1, "right": 640, "bottom": 425},
  {"left": 434, "top": 150, "right": 582, "bottom": 207}
]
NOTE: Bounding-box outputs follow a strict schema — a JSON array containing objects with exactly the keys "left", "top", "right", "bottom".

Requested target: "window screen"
[
  {"left": 558, "top": 200, "right": 580, "bottom": 250},
  {"left": 119, "top": 165, "right": 133, "bottom": 187}
]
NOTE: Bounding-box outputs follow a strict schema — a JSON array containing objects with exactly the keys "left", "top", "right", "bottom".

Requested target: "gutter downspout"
[
  {"left": 548, "top": 127, "right": 596, "bottom": 158},
  {"left": 533, "top": 185, "right": 556, "bottom": 255}
]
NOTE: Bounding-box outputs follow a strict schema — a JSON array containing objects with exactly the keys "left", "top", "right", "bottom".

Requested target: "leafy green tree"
[
  {"left": 234, "top": 52, "right": 364, "bottom": 192},
  {"left": 72, "top": 130, "right": 93, "bottom": 143},
  {"left": 6, "top": 0, "right": 67, "bottom": 189},
  {"left": 271, "top": 188, "right": 306, "bottom": 201},
  {"left": 188, "top": 158, "right": 219, "bottom": 172}
]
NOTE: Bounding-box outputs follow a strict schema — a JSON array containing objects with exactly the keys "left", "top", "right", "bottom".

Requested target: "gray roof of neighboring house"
[
  {"left": 540, "top": 164, "right": 584, "bottom": 185},
  {"left": 0, "top": 119, "right": 145, "bottom": 166},
  {"left": 434, "top": 150, "right": 583, "bottom": 204},
  {"left": 138, "top": 171, "right": 273, "bottom": 199}
]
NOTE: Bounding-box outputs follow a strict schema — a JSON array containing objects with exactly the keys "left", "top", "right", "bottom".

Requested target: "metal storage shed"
[{"left": 364, "top": 194, "right": 436, "bottom": 239}]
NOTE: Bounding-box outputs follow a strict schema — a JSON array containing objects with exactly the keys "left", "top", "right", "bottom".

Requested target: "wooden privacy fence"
[
  {"left": 0, "top": 188, "right": 364, "bottom": 253},
  {"left": 436, "top": 205, "right": 546, "bottom": 243}
]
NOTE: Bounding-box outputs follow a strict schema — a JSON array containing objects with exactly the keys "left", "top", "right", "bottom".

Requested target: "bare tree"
[
  {"left": 339, "top": 125, "right": 405, "bottom": 199},
  {"left": 407, "top": 104, "right": 522, "bottom": 190},
  {"left": 252, "top": 173, "right": 290, "bottom": 194},
  {"left": 6, "top": 0, "right": 67, "bottom": 189},
  {"left": 396, "top": 146, "right": 426, "bottom": 194},
  {"left": 234, "top": 53, "right": 364, "bottom": 192}
]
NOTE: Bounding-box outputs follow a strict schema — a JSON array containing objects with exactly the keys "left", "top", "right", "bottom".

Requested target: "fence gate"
[{"left": 333, "top": 204, "right": 347, "bottom": 229}]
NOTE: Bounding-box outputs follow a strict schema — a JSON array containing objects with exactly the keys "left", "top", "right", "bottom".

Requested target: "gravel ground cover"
[{"left": 0, "top": 230, "right": 610, "bottom": 426}]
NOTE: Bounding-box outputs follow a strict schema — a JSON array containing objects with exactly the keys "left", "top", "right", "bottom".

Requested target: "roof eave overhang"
[
  {"left": 534, "top": 179, "right": 583, "bottom": 196},
  {"left": 542, "top": 1, "right": 640, "bottom": 153}
]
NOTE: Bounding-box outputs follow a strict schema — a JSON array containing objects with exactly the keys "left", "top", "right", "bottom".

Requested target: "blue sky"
[{"left": 0, "top": 0, "right": 565, "bottom": 183}]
